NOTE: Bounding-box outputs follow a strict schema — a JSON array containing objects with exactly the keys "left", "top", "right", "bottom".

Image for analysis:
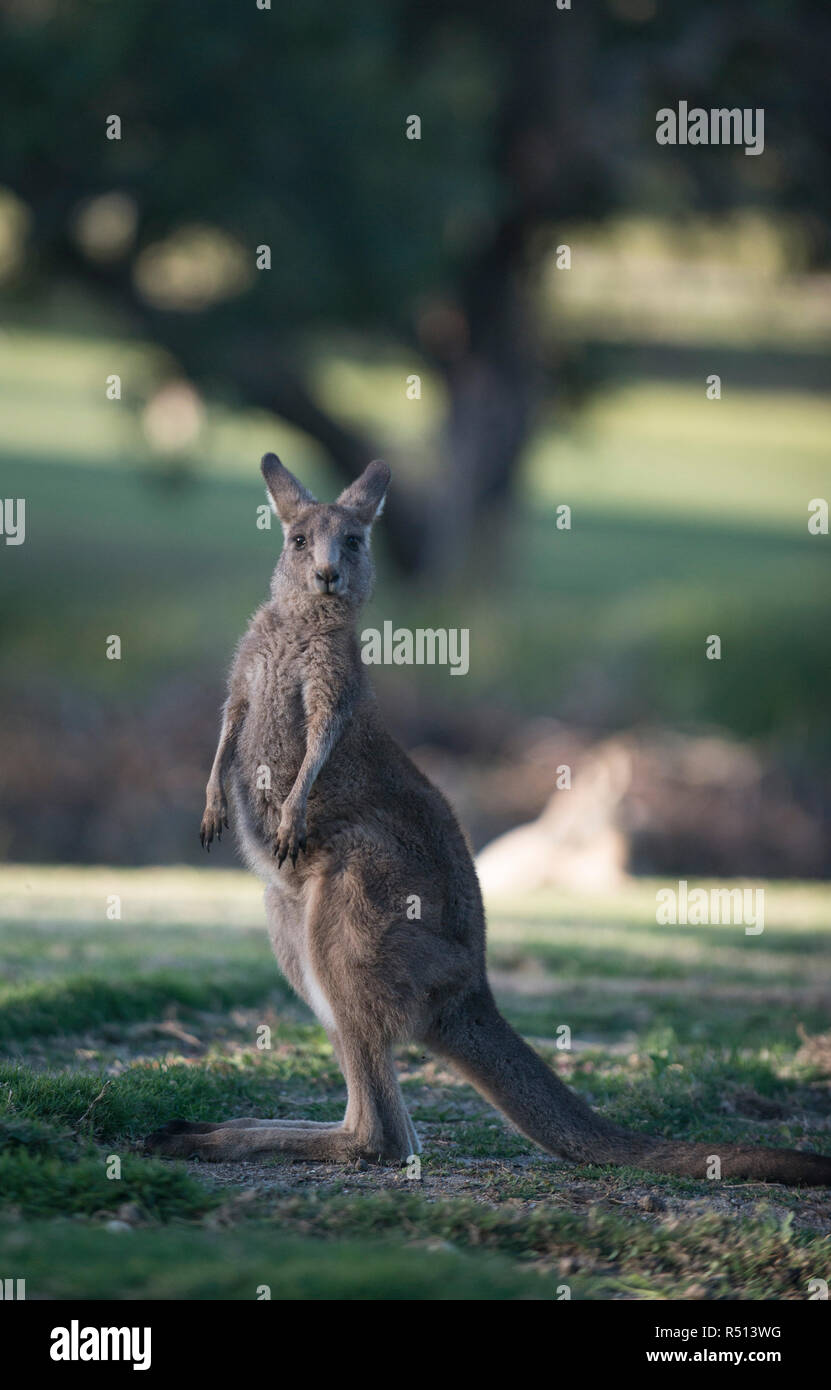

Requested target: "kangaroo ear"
[
  {"left": 261, "top": 453, "right": 316, "bottom": 525},
  {"left": 336, "top": 460, "right": 391, "bottom": 525}
]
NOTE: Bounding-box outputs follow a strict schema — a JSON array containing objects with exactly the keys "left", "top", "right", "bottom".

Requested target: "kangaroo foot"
[{"left": 143, "top": 1118, "right": 408, "bottom": 1163}]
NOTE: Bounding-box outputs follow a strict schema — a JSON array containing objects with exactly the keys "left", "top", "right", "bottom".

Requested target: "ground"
[{"left": 1, "top": 866, "right": 829, "bottom": 1299}]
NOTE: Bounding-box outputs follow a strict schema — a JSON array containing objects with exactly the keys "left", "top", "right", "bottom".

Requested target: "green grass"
[
  {"left": 1, "top": 866, "right": 829, "bottom": 1299},
  {"left": 0, "top": 1147, "right": 216, "bottom": 1222},
  {"left": 0, "top": 1197, "right": 824, "bottom": 1300},
  {"left": 527, "top": 382, "right": 831, "bottom": 530},
  {"left": 0, "top": 1221, "right": 550, "bottom": 1300}
]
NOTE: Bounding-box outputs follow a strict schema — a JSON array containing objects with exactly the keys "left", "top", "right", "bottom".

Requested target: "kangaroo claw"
[
  {"left": 200, "top": 797, "right": 227, "bottom": 852},
  {"left": 274, "top": 823, "right": 307, "bottom": 868}
]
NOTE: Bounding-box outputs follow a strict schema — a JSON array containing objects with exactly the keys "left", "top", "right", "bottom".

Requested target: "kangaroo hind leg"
[{"left": 144, "top": 1037, "right": 416, "bottom": 1163}]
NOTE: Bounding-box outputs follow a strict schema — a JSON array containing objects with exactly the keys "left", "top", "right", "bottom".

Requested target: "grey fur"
[{"left": 145, "top": 456, "right": 831, "bottom": 1184}]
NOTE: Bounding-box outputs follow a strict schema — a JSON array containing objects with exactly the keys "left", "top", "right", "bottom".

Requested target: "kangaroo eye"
[
  {"left": 345, "top": 536, "right": 361, "bottom": 552},
  {"left": 291, "top": 534, "right": 306, "bottom": 549}
]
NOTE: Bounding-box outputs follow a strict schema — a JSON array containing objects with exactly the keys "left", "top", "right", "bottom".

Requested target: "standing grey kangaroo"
[{"left": 145, "top": 455, "right": 831, "bottom": 1183}]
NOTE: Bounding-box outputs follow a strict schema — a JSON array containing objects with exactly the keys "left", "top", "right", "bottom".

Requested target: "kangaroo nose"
[{"left": 315, "top": 567, "right": 340, "bottom": 586}]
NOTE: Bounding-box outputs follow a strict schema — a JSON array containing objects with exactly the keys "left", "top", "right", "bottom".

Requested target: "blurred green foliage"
[{"left": 3, "top": 0, "right": 831, "bottom": 572}]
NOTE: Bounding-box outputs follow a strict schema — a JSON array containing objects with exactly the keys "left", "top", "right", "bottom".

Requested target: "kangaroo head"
[{"left": 262, "top": 453, "right": 390, "bottom": 610}]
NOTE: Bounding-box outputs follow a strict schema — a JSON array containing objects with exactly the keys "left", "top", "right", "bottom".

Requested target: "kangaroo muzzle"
[{"left": 314, "top": 565, "right": 342, "bottom": 595}]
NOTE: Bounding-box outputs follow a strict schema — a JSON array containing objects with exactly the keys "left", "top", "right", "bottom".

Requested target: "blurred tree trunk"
[{"left": 429, "top": 216, "right": 537, "bottom": 577}]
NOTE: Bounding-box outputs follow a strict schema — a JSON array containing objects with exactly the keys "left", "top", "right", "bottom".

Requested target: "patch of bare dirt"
[{"left": 175, "top": 1145, "right": 831, "bottom": 1235}]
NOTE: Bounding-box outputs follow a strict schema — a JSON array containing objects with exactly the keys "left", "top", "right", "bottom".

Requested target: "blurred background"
[{"left": 1, "top": 0, "right": 830, "bottom": 878}]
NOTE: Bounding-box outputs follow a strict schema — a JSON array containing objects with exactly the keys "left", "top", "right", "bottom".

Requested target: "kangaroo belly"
[
  {"left": 228, "top": 774, "right": 277, "bottom": 879},
  {"left": 298, "top": 954, "right": 336, "bottom": 1030},
  {"left": 262, "top": 880, "right": 336, "bottom": 1031}
]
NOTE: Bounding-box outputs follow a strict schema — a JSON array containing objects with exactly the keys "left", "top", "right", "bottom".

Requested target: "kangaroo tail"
[{"left": 424, "top": 990, "right": 831, "bottom": 1185}]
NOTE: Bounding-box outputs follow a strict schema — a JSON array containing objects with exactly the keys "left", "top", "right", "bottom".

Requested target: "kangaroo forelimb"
[
  {"left": 200, "top": 694, "right": 247, "bottom": 849},
  {"left": 274, "top": 683, "right": 352, "bottom": 867}
]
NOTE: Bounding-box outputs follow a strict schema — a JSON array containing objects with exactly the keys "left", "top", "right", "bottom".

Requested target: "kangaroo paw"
[
  {"left": 200, "top": 797, "right": 228, "bottom": 850},
  {"left": 273, "top": 810, "right": 307, "bottom": 868}
]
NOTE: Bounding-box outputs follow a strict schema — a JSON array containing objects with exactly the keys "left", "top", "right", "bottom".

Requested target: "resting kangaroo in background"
[{"left": 145, "top": 455, "right": 831, "bottom": 1184}]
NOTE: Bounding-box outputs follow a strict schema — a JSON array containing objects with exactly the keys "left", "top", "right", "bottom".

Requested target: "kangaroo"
[
  {"left": 476, "top": 738, "right": 632, "bottom": 896},
  {"left": 145, "top": 455, "right": 831, "bottom": 1184}
]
